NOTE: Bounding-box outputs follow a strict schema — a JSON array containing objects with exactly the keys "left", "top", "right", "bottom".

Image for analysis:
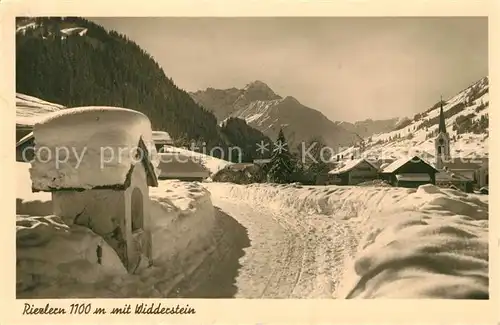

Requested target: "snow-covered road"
[{"left": 178, "top": 188, "right": 358, "bottom": 298}]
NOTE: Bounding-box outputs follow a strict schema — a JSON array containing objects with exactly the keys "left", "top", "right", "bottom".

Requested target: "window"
[{"left": 437, "top": 146, "right": 442, "bottom": 154}]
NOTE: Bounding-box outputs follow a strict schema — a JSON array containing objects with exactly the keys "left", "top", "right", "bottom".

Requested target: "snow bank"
[
  {"left": 29, "top": 106, "right": 160, "bottom": 191},
  {"left": 16, "top": 163, "right": 52, "bottom": 216},
  {"left": 209, "top": 183, "right": 488, "bottom": 298},
  {"left": 144, "top": 180, "right": 218, "bottom": 294},
  {"left": 17, "top": 214, "right": 128, "bottom": 298},
  {"left": 17, "top": 161, "right": 218, "bottom": 297}
]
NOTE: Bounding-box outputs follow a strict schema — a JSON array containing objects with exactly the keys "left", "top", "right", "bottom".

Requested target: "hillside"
[
  {"left": 337, "top": 76, "right": 489, "bottom": 160},
  {"left": 191, "top": 81, "right": 362, "bottom": 150},
  {"left": 15, "top": 17, "right": 269, "bottom": 163}
]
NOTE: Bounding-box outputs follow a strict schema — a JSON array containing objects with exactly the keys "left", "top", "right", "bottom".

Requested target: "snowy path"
[{"left": 177, "top": 188, "right": 358, "bottom": 298}]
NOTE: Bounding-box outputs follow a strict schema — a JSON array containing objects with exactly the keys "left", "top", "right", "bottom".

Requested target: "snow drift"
[
  {"left": 16, "top": 163, "right": 217, "bottom": 298},
  {"left": 209, "top": 183, "right": 488, "bottom": 298}
]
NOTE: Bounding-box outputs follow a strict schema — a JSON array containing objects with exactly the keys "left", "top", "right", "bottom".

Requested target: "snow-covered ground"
[{"left": 205, "top": 182, "right": 488, "bottom": 298}]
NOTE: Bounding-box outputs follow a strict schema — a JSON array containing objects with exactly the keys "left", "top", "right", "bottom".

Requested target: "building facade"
[
  {"left": 380, "top": 156, "right": 438, "bottom": 188},
  {"left": 327, "top": 158, "right": 380, "bottom": 185}
]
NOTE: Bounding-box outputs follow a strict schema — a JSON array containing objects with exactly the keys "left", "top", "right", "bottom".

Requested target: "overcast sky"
[{"left": 91, "top": 17, "right": 488, "bottom": 122}]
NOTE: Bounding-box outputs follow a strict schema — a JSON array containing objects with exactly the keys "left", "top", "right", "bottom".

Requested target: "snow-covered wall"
[{"left": 210, "top": 183, "right": 488, "bottom": 298}]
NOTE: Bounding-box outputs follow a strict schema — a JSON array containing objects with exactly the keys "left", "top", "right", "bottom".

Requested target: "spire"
[{"left": 438, "top": 95, "right": 446, "bottom": 134}]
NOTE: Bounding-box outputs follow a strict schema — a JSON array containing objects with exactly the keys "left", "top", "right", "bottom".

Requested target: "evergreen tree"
[{"left": 267, "top": 129, "right": 296, "bottom": 183}]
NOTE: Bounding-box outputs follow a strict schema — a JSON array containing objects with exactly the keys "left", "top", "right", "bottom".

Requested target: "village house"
[
  {"left": 29, "top": 107, "right": 158, "bottom": 274},
  {"left": 213, "top": 162, "right": 265, "bottom": 184},
  {"left": 157, "top": 152, "right": 210, "bottom": 181},
  {"left": 327, "top": 158, "right": 380, "bottom": 185},
  {"left": 152, "top": 130, "right": 173, "bottom": 152},
  {"left": 380, "top": 156, "right": 438, "bottom": 188},
  {"left": 435, "top": 170, "right": 474, "bottom": 193}
]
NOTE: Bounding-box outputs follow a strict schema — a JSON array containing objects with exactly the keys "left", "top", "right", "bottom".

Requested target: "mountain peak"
[
  {"left": 240, "top": 80, "right": 281, "bottom": 102},
  {"left": 245, "top": 80, "right": 270, "bottom": 89}
]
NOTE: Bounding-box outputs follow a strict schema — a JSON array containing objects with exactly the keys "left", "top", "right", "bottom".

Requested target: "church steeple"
[
  {"left": 438, "top": 96, "right": 447, "bottom": 134},
  {"left": 434, "top": 95, "right": 451, "bottom": 170}
]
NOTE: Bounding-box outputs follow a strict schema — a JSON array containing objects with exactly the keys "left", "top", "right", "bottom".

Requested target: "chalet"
[
  {"left": 157, "top": 152, "right": 210, "bottom": 181},
  {"left": 380, "top": 156, "right": 438, "bottom": 188},
  {"left": 435, "top": 170, "right": 474, "bottom": 193},
  {"left": 212, "top": 163, "right": 265, "bottom": 184},
  {"left": 327, "top": 158, "right": 380, "bottom": 185},
  {"left": 443, "top": 158, "right": 488, "bottom": 189},
  {"left": 152, "top": 131, "right": 173, "bottom": 152}
]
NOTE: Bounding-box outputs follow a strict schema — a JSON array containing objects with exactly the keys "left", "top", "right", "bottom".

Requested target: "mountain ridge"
[{"left": 190, "top": 81, "right": 400, "bottom": 150}]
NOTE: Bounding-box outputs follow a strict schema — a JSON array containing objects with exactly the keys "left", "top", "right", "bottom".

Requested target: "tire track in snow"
[{"left": 208, "top": 191, "right": 357, "bottom": 298}]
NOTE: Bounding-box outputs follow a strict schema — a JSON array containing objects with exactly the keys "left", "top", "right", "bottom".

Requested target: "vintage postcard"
[{"left": 0, "top": 0, "right": 498, "bottom": 324}]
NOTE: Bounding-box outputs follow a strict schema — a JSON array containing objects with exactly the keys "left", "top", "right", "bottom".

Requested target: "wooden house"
[
  {"left": 380, "top": 156, "right": 438, "bottom": 188},
  {"left": 152, "top": 131, "right": 173, "bottom": 152},
  {"left": 443, "top": 158, "right": 488, "bottom": 189},
  {"left": 157, "top": 153, "right": 210, "bottom": 181},
  {"left": 435, "top": 170, "right": 474, "bottom": 193},
  {"left": 327, "top": 158, "right": 380, "bottom": 185}
]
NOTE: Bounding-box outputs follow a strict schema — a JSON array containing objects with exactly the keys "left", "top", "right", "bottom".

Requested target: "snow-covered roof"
[
  {"left": 436, "top": 171, "right": 471, "bottom": 182},
  {"left": 16, "top": 93, "right": 64, "bottom": 126},
  {"left": 328, "top": 158, "right": 379, "bottom": 175},
  {"left": 16, "top": 131, "right": 34, "bottom": 148},
  {"left": 226, "top": 163, "right": 256, "bottom": 171},
  {"left": 152, "top": 131, "right": 173, "bottom": 143},
  {"left": 381, "top": 156, "right": 437, "bottom": 174},
  {"left": 444, "top": 160, "right": 482, "bottom": 170},
  {"left": 30, "top": 106, "right": 159, "bottom": 191}
]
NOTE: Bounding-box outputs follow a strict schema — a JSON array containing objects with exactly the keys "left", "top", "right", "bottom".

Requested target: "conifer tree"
[{"left": 267, "top": 129, "right": 296, "bottom": 183}]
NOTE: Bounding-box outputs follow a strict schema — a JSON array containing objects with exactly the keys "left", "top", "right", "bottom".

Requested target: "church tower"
[{"left": 434, "top": 97, "right": 451, "bottom": 170}]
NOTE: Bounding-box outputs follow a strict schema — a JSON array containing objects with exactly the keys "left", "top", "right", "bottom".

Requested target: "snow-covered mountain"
[
  {"left": 333, "top": 118, "right": 401, "bottom": 139},
  {"left": 337, "top": 76, "right": 489, "bottom": 161},
  {"left": 16, "top": 17, "right": 88, "bottom": 39},
  {"left": 191, "top": 81, "right": 363, "bottom": 150}
]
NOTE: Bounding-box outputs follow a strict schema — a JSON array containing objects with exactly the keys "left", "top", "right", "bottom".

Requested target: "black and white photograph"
[{"left": 11, "top": 11, "right": 492, "bottom": 307}]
